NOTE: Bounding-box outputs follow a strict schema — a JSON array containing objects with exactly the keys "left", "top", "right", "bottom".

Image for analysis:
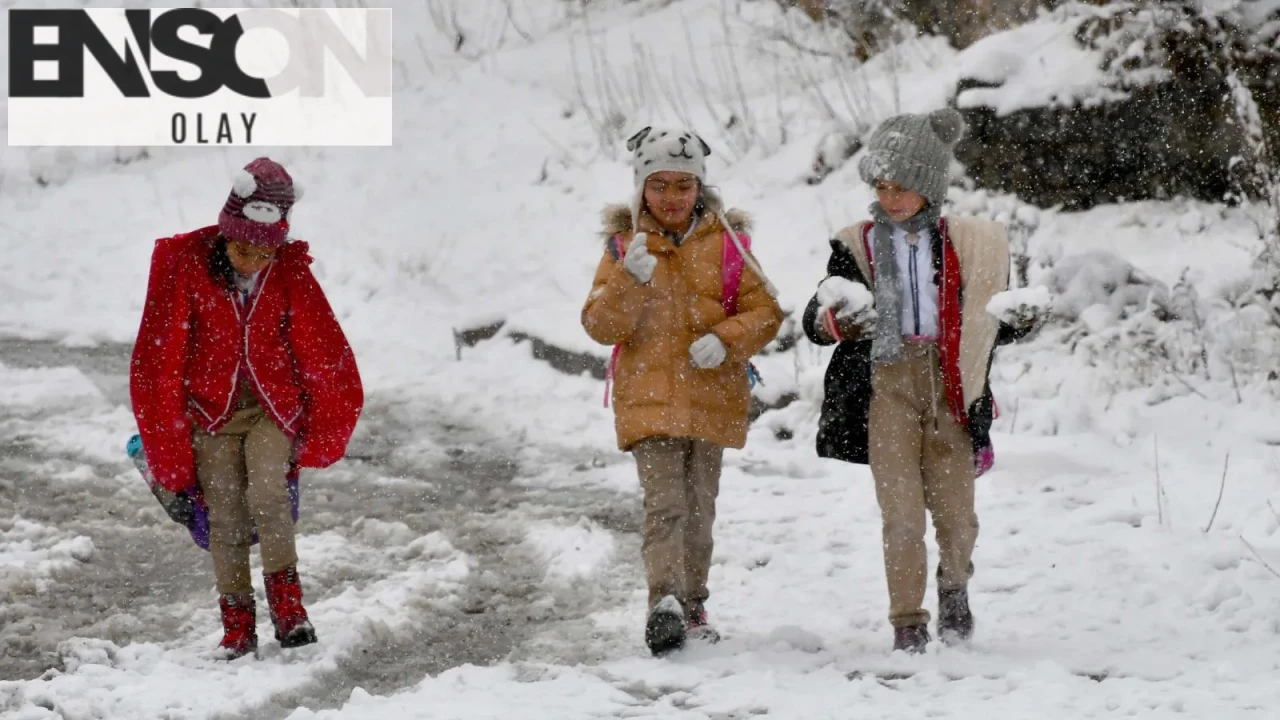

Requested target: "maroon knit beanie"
[{"left": 218, "top": 157, "right": 299, "bottom": 248}]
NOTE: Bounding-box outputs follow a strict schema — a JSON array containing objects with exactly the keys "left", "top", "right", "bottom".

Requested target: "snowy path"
[
  {"left": 5, "top": 337, "right": 1280, "bottom": 718},
  {"left": 0, "top": 339, "right": 645, "bottom": 718},
  {"left": 279, "top": 421, "right": 1280, "bottom": 720}
]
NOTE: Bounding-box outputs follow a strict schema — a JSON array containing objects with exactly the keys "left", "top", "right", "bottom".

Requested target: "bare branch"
[
  {"left": 1228, "top": 358, "right": 1242, "bottom": 404},
  {"left": 790, "top": 58, "right": 838, "bottom": 124},
  {"left": 652, "top": 46, "right": 694, "bottom": 131},
  {"left": 1203, "top": 452, "right": 1230, "bottom": 533},
  {"left": 503, "top": 0, "right": 533, "bottom": 43},
  {"left": 568, "top": 38, "right": 607, "bottom": 149},
  {"left": 415, "top": 32, "right": 437, "bottom": 80},
  {"left": 831, "top": 55, "right": 873, "bottom": 130},
  {"left": 1154, "top": 435, "right": 1164, "bottom": 528},
  {"left": 1181, "top": 271, "right": 1212, "bottom": 381},
  {"left": 527, "top": 116, "right": 592, "bottom": 170},
  {"left": 756, "top": 26, "right": 846, "bottom": 59},
  {"left": 1240, "top": 535, "right": 1280, "bottom": 581},
  {"left": 719, "top": 7, "right": 760, "bottom": 150},
  {"left": 684, "top": 21, "right": 732, "bottom": 151},
  {"left": 1123, "top": 345, "right": 1207, "bottom": 399}
]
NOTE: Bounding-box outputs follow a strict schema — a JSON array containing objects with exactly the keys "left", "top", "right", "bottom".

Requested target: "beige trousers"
[
  {"left": 869, "top": 342, "right": 978, "bottom": 628},
  {"left": 633, "top": 437, "right": 723, "bottom": 612},
  {"left": 193, "top": 391, "right": 297, "bottom": 595}
]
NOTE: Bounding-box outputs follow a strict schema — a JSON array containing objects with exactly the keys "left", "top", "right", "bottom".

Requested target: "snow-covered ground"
[{"left": 3, "top": 0, "right": 1280, "bottom": 717}]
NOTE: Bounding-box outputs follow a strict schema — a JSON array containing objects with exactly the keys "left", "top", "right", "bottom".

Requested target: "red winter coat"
[{"left": 129, "top": 226, "right": 363, "bottom": 492}]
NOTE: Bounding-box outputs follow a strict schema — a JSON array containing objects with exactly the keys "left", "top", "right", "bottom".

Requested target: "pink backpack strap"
[
  {"left": 722, "top": 230, "right": 766, "bottom": 388},
  {"left": 603, "top": 344, "right": 621, "bottom": 408},
  {"left": 722, "top": 230, "right": 750, "bottom": 316},
  {"left": 604, "top": 233, "right": 628, "bottom": 408}
]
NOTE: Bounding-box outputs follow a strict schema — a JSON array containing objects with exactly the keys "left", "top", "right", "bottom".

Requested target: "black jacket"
[{"left": 802, "top": 231, "right": 1029, "bottom": 465}]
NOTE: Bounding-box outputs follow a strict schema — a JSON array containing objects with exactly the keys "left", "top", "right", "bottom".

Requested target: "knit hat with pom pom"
[
  {"left": 218, "top": 157, "right": 301, "bottom": 248},
  {"left": 857, "top": 108, "right": 966, "bottom": 207}
]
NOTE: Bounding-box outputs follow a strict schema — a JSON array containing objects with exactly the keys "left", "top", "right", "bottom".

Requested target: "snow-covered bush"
[
  {"left": 786, "top": 0, "right": 1051, "bottom": 55},
  {"left": 1072, "top": 298, "right": 1203, "bottom": 398},
  {"left": 950, "top": 190, "right": 1041, "bottom": 287},
  {"left": 783, "top": 0, "right": 911, "bottom": 61},
  {"left": 1041, "top": 251, "right": 1173, "bottom": 324},
  {"left": 1032, "top": 249, "right": 1280, "bottom": 401},
  {"left": 807, "top": 128, "right": 861, "bottom": 185}
]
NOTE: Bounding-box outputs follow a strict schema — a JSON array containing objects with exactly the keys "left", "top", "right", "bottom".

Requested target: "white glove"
[
  {"left": 623, "top": 232, "right": 657, "bottom": 284},
  {"left": 689, "top": 334, "right": 727, "bottom": 369}
]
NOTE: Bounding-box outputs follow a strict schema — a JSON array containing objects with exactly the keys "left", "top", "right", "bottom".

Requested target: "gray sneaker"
[
  {"left": 893, "top": 624, "right": 930, "bottom": 654},
  {"left": 938, "top": 587, "right": 974, "bottom": 644},
  {"left": 685, "top": 603, "right": 721, "bottom": 644}
]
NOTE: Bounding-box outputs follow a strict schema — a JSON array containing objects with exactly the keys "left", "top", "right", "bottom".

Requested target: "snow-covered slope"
[{"left": 3, "top": 1, "right": 1280, "bottom": 718}]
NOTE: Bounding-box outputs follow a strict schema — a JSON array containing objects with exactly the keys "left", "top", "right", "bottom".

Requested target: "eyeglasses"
[
  {"left": 227, "top": 240, "right": 275, "bottom": 262},
  {"left": 645, "top": 179, "right": 700, "bottom": 195}
]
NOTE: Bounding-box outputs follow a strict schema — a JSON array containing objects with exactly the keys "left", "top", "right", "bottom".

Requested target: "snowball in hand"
[
  {"left": 987, "top": 286, "right": 1052, "bottom": 325},
  {"left": 817, "top": 277, "right": 875, "bottom": 318}
]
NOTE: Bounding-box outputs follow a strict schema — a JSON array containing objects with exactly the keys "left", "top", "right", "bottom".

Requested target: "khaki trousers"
[
  {"left": 869, "top": 342, "right": 978, "bottom": 628},
  {"left": 633, "top": 437, "right": 723, "bottom": 612},
  {"left": 193, "top": 391, "right": 297, "bottom": 595}
]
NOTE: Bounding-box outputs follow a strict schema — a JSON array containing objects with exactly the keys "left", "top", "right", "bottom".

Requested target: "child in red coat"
[{"left": 129, "top": 157, "right": 363, "bottom": 659}]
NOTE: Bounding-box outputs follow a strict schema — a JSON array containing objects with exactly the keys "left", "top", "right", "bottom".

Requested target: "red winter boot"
[
  {"left": 264, "top": 566, "right": 317, "bottom": 648},
  {"left": 217, "top": 593, "right": 258, "bottom": 659}
]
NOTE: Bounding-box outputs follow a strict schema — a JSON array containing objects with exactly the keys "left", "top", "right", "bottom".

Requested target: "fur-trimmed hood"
[{"left": 600, "top": 189, "right": 752, "bottom": 240}]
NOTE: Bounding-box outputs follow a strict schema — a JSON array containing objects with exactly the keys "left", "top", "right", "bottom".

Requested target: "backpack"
[
  {"left": 127, "top": 433, "right": 299, "bottom": 550},
  {"left": 603, "top": 230, "right": 762, "bottom": 408}
]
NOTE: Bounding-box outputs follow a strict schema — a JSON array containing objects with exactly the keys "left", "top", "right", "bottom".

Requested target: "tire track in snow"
[
  {"left": 226, "top": 399, "right": 643, "bottom": 719},
  {"left": 0, "top": 339, "right": 214, "bottom": 681}
]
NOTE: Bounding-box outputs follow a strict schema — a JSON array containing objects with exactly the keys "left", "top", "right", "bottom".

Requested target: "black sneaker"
[
  {"left": 893, "top": 624, "right": 930, "bottom": 654},
  {"left": 645, "top": 595, "right": 686, "bottom": 656},
  {"left": 938, "top": 587, "right": 974, "bottom": 644}
]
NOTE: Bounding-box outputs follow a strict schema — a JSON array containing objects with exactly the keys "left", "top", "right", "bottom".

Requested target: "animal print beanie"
[{"left": 625, "top": 126, "right": 711, "bottom": 231}]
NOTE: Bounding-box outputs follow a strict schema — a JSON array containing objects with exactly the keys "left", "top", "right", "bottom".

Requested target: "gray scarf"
[{"left": 868, "top": 202, "right": 942, "bottom": 364}]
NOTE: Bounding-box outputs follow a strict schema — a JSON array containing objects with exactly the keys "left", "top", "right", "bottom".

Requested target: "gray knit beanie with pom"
[{"left": 857, "top": 108, "right": 966, "bottom": 207}]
